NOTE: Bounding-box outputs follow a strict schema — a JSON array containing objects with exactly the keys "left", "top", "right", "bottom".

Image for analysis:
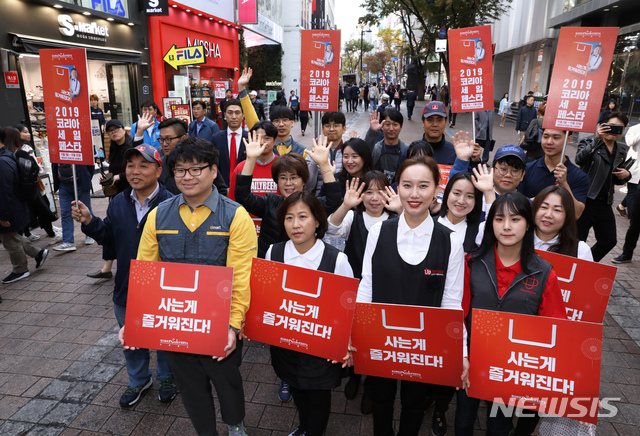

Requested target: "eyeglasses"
[
  {"left": 494, "top": 166, "right": 523, "bottom": 177},
  {"left": 158, "top": 136, "right": 180, "bottom": 144},
  {"left": 174, "top": 165, "right": 211, "bottom": 178},
  {"left": 278, "top": 175, "right": 300, "bottom": 184}
]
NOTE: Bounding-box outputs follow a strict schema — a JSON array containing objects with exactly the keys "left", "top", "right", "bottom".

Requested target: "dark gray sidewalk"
[{"left": 0, "top": 101, "right": 639, "bottom": 435}]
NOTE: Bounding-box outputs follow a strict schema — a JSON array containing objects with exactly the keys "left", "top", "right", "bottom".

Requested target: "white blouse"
[
  {"left": 326, "top": 210, "right": 390, "bottom": 239},
  {"left": 265, "top": 239, "right": 354, "bottom": 278},
  {"left": 534, "top": 233, "right": 594, "bottom": 262}
]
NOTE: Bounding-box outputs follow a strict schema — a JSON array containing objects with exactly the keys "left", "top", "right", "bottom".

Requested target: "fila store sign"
[{"left": 58, "top": 15, "right": 110, "bottom": 42}]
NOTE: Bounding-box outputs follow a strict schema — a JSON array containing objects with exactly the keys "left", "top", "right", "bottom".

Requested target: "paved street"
[{"left": 1, "top": 100, "right": 639, "bottom": 435}]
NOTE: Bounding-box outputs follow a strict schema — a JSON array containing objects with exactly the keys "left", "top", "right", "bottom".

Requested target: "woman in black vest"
[
  {"left": 455, "top": 192, "right": 567, "bottom": 436},
  {"left": 356, "top": 156, "right": 466, "bottom": 436},
  {"left": 326, "top": 170, "right": 400, "bottom": 411},
  {"left": 266, "top": 191, "right": 353, "bottom": 436}
]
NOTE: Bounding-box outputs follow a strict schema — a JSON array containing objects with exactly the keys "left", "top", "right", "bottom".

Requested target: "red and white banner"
[
  {"left": 351, "top": 303, "right": 464, "bottom": 387},
  {"left": 244, "top": 258, "right": 359, "bottom": 362},
  {"left": 448, "top": 25, "right": 494, "bottom": 113},
  {"left": 40, "top": 48, "right": 93, "bottom": 165},
  {"left": 124, "top": 260, "right": 233, "bottom": 356},
  {"left": 238, "top": 0, "right": 258, "bottom": 24},
  {"left": 437, "top": 164, "right": 453, "bottom": 202},
  {"left": 170, "top": 104, "right": 192, "bottom": 124},
  {"left": 544, "top": 27, "right": 619, "bottom": 133},
  {"left": 536, "top": 250, "right": 616, "bottom": 323},
  {"left": 468, "top": 309, "right": 603, "bottom": 424},
  {"left": 300, "top": 29, "right": 341, "bottom": 112}
]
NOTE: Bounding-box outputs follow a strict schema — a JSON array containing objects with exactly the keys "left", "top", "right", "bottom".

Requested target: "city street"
[{"left": 1, "top": 99, "right": 639, "bottom": 435}]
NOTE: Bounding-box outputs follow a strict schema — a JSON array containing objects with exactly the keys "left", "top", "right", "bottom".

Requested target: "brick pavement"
[{"left": 0, "top": 100, "right": 639, "bottom": 435}]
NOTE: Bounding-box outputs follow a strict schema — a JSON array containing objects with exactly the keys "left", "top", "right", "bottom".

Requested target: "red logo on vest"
[
  {"left": 425, "top": 268, "right": 444, "bottom": 276},
  {"left": 522, "top": 277, "right": 539, "bottom": 290}
]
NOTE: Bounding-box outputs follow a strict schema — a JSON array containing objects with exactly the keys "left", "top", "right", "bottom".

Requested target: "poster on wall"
[
  {"left": 163, "top": 97, "right": 182, "bottom": 118},
  {"left": 448, "top": 25, "right": 494, "bottom": 113},
  {"left": 40, "top": 48, "right": 94, "bottom": 165},
  {"left": 171, "top": 104, "right": 192, "bottom": 124},
  {"left": 300, "top": 29, "right": 341, "bottom": 112},
  {"left": 543, "top": 27, "right": 619, "bottom": 133}
]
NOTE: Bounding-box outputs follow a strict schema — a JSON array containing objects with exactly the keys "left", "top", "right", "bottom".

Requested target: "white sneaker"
[
  {"left": 53, "top": 242, "right": 76, "bottom": 252},
  {"left": 52, "top": 226, "right": 62, "bottom": 233},
  {"left": 27, "top": 234, "right": 40, "bottom": 241},
  {"left": 48, "top": 234, "right": 63, "bottom": 245},
  {"left": 85, "top": 236, "right": 95, "bottom": 245}
]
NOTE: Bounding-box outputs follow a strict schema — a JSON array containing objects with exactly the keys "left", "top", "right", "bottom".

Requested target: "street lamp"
[{"left": 359, "top": 24, "right": 372, "bottom": 83}]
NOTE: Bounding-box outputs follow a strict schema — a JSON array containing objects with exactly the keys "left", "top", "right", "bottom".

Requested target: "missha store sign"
[{"left": 58, "top": 14, "right": 110, "bottom": 43}]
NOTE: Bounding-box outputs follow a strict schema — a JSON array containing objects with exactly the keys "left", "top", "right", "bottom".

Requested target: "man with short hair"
[
  {"left": 516, "top": 95, "right": 537, "bottom": 141},
  {"left": 518, "top": 129, "right": 590, "bottom": 218},
  {"left": 420, "top": 101, "right": 456, "bottom": 164},
  {"left": 123, "top": 137, "right": 257, "bottom": 436},
  {"left": 311, "top": 112, "right": 347, "bottom": 194},
  {"left": 250, "top": 90, "right": 266, "bottom": 121},
  {"left": 72, "top": 144, "right": 175, "bottom": 408},
  {"left": 210, "top": 99, "right": 248, "bottom": 189},
  {"left": 0, "top": 128, "right": 48, "bottom": 285},
  {"left": 188, "top": 100, "right": 220, "bottom": 144},
  {"left": 405, "top": 87, "right": 417, "bottom": 121},
  {"left": 220, "top": 89, "right": 234, "bottom": 129},
  {"left": 364, "top": 108, "right": 409, "bottom": 181},
  {"left": 131, "top": 101, "right": 161, "bottom": 151}
]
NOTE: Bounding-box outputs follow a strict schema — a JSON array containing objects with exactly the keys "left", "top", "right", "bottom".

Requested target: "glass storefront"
[{"left": 603, "top": 31, "right": 640, "bottom": 120}]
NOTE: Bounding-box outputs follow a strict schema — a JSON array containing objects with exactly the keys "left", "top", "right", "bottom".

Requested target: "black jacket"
[
  {"left": 575, "top": 136, "right": 630, "bottom": 204},
  {"left": 516, "top": 105, "right": 537, "bottom": 132},
  {"left": 0, "top": 147, "right": 30, "bottom": 233}
]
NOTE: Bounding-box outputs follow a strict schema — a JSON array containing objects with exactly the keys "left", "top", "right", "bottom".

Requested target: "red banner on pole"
[
  {"left": 536, "top": 250, "right": 616, "bottom": 323},
  {"left": 468, "top": 310, "right": 603, "bottom": 424},
  {"left": 543, "top": 27, "right": 619, "bottom": 133},
  {"left": 300, "top": 29, "right": 341, "bottom": 112},
  {"left": 448, "top": 25, "right": 494, "bottom": 113},
  {"left": 238, "top": 0, "right": 258, "bottom": 24},
  {"left": 40, "top": 48, "right": 93, "bottom": 165},
  {"left": 124, "top": 260, "right": 233, "bottom": 356},
  {"left": 244, "top": 258, "right": 359, "bottom": 362},
  {"left": 351, "top": 303, "right": 464, "bottom": 387}
]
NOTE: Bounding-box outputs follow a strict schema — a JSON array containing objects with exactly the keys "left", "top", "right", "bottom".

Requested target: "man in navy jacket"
[
  {"left": 189, "top": 100, "right": 220, "bottom": 143},
  {"left": 72, "top": 144, "right": 175, "bottom": 408}
]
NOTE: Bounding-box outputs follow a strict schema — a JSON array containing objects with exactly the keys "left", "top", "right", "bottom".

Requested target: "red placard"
[
  {"left": 4, "top": 71, "right": 19, "bottom": 88},
  {"left": 40, "top": 49, "right": 93, "bottom": 165},
  {"left": 244, "top": 258, "right": 359, "bottom": 362},
  {"left": 543, "top": 27, "right": 619, "bottom": 133},
  {"left": 437, "top": 164, "right": 453, "bottom": 202},
  {"left": 468, "top": 310, "right": 603, "bottom": 424},
  {"left": 448, "top": 25, "right": 494, "bottom": 113},
  {"left": 351, "top": 303, "right": 464, "bottom": 386},
  {"left": 238, "top": 0, "right": 258, "bottom": 24},
  {"left": 536, "top": 250, "right": 616, "bottom": 323},
  {"left": 124, "top": 260, "right": 233, "bottom": 356},
  {"left": 171, "top": 104, "right": 192, "bottom": 124},
  {"left": 300, "top": 30, "right": 341, "bottom": 112}
]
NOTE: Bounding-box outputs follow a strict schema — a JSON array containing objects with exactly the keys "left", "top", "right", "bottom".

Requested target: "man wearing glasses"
[{"left": 126, "top": 136, "right": 257, "bottom": 436}]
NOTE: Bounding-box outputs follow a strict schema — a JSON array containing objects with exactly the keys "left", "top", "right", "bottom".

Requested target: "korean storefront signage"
[
  {"left": 448, "top": 25, "right": 494, "bottom": 113},
  {"left": 536, "top": 250, "right": 616, "bottom": 323},
  {"left": 58, "top": 14, "right": 110, "bottom": 43},
  {"left": 163, "top": 44, "right": 207, "bottom": 70},
  {"left": 300, "top": 29, "right": 341, "bottom": 112},
  {"left": 468, "top": 310, "right": 603, "bottom": 425},
  {"left": 244, "top": 258, "right": 359, "bottom": 362},
  {"left": 4, "top": 72, "right": 19, "bottom": 89},
  {"left": 351, "top": 303, "right": 464, "bottom": 386},
  {"left": 124, "top": 260, "right": 233, "bottom": 356},
  {"left": 40, "top": 48, "right": 94, "bottom": 165},
  {"left": 544, "top": 27, "right": 619, "bottom": 133},
  {"left": 145, "top": 0, "right": 170, "bottom": 15}
]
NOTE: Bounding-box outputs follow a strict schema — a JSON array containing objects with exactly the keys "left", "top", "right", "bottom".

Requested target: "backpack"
[
  {"left": 14, "top": 153, "right": 40, "bottom": 201},
  {"left": 369, "top": 88, "right": 376, "bottom": 99},
  {"left": 523, "top": 121, "right": 543, "bottom": 151},
  {"left": 394, "top": 91, "right": 400, "bottom": 99}
]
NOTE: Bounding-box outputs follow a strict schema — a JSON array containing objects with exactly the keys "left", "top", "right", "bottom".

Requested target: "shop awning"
[{"left": 10, "top": 33, "right": 143, "bottom": 63}]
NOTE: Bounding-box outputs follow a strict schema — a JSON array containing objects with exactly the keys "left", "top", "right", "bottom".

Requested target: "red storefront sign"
[
  {"left": 244, "top": 258, "right": 359, "bottom": 362},
  {"left": 351, "top": 303, "right": 465, "bottom": 386},
  {"left": 300, "top": 29, "right": 341, "bottom": 112},
  {"left": 536, "top": 250, "right": 616, "bottom": 323},
  {"left": 4, "top": 71, "right": 19, "bottom": 89},
  {"left": 124, "top": 260, "right": 233, "bottom": 356},
  {"left": 238, "top": 0, "right": 258, "bottom": 24},
  {"left": 40, "top": 48, "right": 93, "bottom": 165},
  {"left": 448, "top": 25, "right": 494, "bottom": 113},
  {"left": 468, "top": 310, "right": 603, "bottom": 424},
  {"left": 544, "top": 27, "right": 619, "bottom": 133},
  {"left": 171, "top": 104, "right": 192, "bottom": 124}
]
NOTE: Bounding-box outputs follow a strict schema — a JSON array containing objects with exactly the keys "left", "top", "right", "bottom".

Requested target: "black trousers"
[
  {"left": 577, "top": 198, "right": 617, "bottom": 262},
  {"left": 166, "top": 340, "right": 244, "bottom": 436},
  {"left": 290, "top": 386, "right": 332, "bottom": 436},
  {"left": 454, "top": 390, "right": 512, "bottom": 436},
  {"left": 369, "top": 376, "right": 454, "bottom": 436},
  {"left": 407, "top": 105, "right": 415, "bottom": 120},
  {"left": 622, "top": 185, "right": 640, "bottom": 257}
]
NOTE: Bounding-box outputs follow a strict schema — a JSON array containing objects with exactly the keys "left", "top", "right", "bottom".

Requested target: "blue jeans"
[
  {"left": 114, "top": 303, "right": 173, "bottom": 388},
  {"left": 370, "top": 97, "right": 378, "bottom": 112},
  {"left": 58, "top": 181, "right": 92, "bottom": 244}
]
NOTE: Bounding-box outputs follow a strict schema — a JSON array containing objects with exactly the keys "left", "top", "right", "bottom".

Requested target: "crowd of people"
[{"left": 1, "top": 65, "right": 638, "bottom": 435}]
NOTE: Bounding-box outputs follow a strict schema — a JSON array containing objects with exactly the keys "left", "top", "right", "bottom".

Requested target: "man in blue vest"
[{"left": 121, "top": 137, "right": 257, "bottom": 436}]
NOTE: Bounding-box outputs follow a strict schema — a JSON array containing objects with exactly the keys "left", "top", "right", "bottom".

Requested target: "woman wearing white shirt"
[
  {"left": 356, "top": 156, "right": 467, "bottom": 436},
  {"left": 265, "top": 190, "right": 352, "bottom": 436}
]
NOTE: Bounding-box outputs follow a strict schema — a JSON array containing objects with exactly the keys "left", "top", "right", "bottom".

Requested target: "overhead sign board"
[{"left": 163, "top": 44, "right": 206, "bottom": 70}]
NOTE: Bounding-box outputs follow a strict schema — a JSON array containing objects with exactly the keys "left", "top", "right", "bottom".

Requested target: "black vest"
[
  {"left": 467, "top": 247, "right": 552, "bottom": 335},
  {"left": 371, "top": 216, "right": 452, "bottom": 307},
  {"left": 343, "top": 211, "right": 395, "bottom": 279},
  {"left": 268, "top": 240, "right": 343, "bottom": 391},
  {"left": 433, "top": 215, "right": 480, "bottom": 253}
]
